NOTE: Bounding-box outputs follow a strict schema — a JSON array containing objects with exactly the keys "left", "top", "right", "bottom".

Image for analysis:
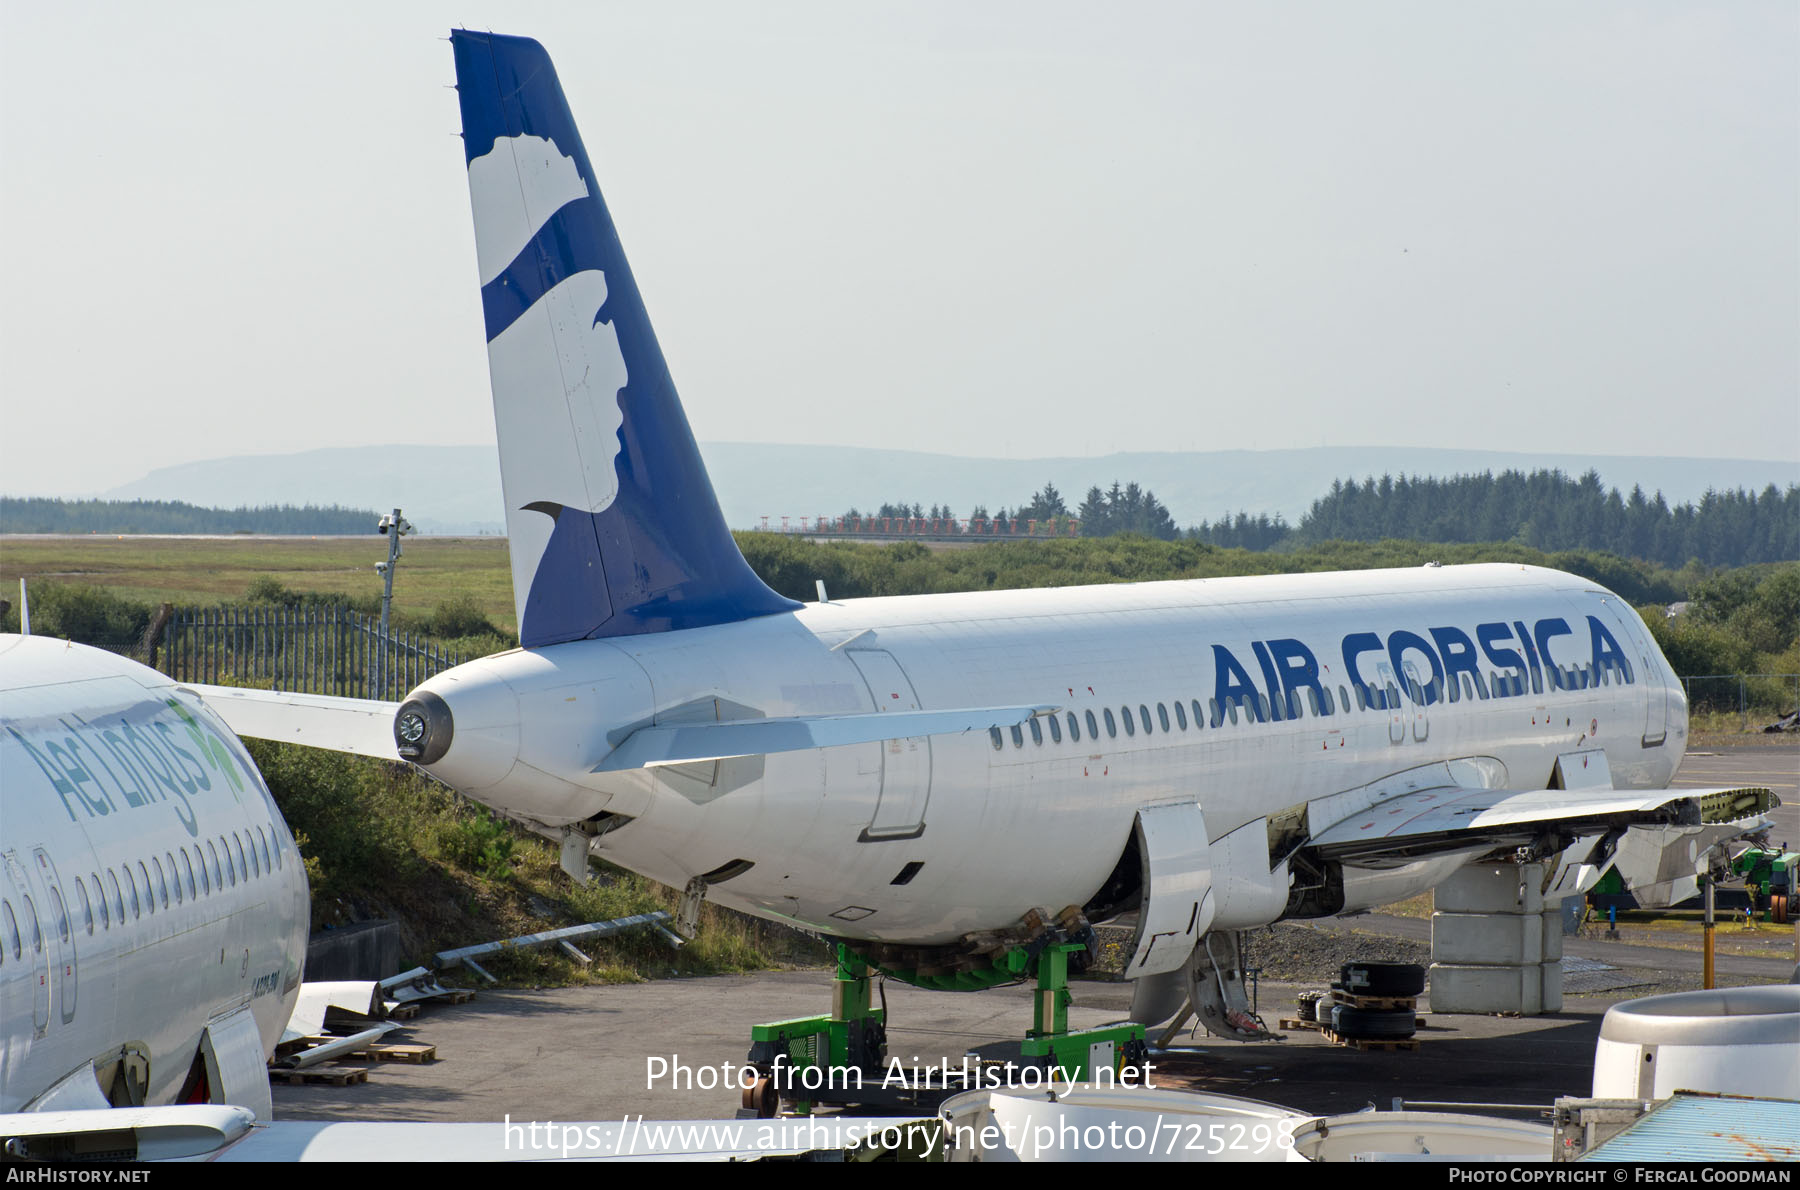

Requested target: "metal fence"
[
  {"left": 1680, "top": 673, "right": 1800, "bottom": 725},
  {"left": 156, "top": 605, "right": 469, "bottom": 702}
]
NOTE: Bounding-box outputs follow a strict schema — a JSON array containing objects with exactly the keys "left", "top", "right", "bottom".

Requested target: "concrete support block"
[
  {"left": 1540, "top": 909, "right": 1564, "bottom": 962},
  {"left": 1540, "top": 960, "right": 1563, "bottom": 1014},
  {"left": 1435, "top": 862, "right": 1548, "bottom": 915},
  {"left": 1428, "top": 962, "right": 1544, "bottom": 1015},
  {"left": 1432, "top": 911, "right": 1543, "bottom": 966}
]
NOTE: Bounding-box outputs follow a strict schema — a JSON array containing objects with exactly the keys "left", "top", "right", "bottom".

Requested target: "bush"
[
  {"left": 439, "top": 808, "right": 518, "bottom": 881},
  {"left": 23, "top": 584, "right": 153, "bottom": 651}
]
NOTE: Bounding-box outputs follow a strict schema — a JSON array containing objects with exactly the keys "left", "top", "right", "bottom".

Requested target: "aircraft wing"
[
  {"left": 185, "top": 684, "right": 401, "bottom": 761},
  {"left": 596, "top": 705, "right": 1056, "bottom": 771},
  {"left": 1310, "top": 783, "right": 1776, "bottom": 865}
]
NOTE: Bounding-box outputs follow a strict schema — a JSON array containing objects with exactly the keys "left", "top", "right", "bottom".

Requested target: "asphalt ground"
[{"left": 274, "top": 744, "right": 1797, "bottom": 1126}]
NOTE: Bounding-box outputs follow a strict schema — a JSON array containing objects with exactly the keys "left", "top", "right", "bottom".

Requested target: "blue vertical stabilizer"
[{"left": 451, "top": 30, "right": 798, "bottom": 647}]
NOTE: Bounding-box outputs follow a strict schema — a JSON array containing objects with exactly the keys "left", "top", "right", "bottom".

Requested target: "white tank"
[
  {"left": 1591, "top": 985, "right": 1800, "bottom": 1100},
  {"left": 1288, "top": 1111, "right": 1553, "bottom": 1162}
]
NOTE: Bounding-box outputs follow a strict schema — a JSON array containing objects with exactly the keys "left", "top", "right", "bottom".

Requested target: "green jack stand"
[
  {"left": 1018, "top": 941, "right": 1150, "bottom": 1084},
  {"left": 745, "top": 945, "right": 887, "bottom": 1116}
]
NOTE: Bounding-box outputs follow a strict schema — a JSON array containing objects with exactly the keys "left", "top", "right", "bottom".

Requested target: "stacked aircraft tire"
[
  {"left": 1295, "top": 990, "right": 1326, "bottom": 1022},
  {"left": 1328, "top": 1004, "right": 1416, "bottom": 1039},
  {"left": 1329, "top": 962, "right": 1425, "bottom": 1041}
]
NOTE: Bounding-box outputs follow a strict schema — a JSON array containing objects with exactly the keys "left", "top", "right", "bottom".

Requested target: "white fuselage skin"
[
  {"left": 0, "top": 636, "right": 308, "bottom": 1113},
  {"left": 412, "top": 564, "right": 1686, "bottom": 945}
]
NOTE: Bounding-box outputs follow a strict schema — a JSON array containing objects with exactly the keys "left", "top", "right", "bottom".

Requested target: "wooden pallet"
[
  {"left": 1320, "top": 1029, "right": 1419, "bottom": 1052},
  {"left": 1332, "top": 992, "right": 1419, "bottom": 1012},
  {"left": 388, "top": 1003, "right": 421, "bottom": 1021},
  {"left": 1278, "top": 1017, "right": 1326, "bottom": 1032},
  {"left": 358, "top": 1043, "right": 436, "bottom": 1064},
  {"left": 271, "top": 1067, "right": 369, "bottom": 1087}
]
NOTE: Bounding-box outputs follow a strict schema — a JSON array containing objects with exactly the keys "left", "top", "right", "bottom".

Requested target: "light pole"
[{"left": 375, "top": 508, "right": 412, "bottom": 697}]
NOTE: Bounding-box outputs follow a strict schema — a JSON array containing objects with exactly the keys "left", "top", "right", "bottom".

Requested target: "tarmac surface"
[{"left": 273, "top": 743, "right": 1798, "bottom": 1127}]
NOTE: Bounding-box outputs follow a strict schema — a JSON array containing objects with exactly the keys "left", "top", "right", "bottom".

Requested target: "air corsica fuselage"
[
  {"left": 412, "top": 563, "right": 1684, "bottom": 944},
  {"left": 0, "top": 636, "right": 307, "bottom": 1113}
]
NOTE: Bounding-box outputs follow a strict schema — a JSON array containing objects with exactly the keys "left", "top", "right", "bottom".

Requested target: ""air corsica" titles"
[{"left": 1207, "top": 615, "right": 1632, "bottom": 727}]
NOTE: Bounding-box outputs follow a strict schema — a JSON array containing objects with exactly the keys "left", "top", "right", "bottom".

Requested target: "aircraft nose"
[{"left": 394, "top": 665, "right": 520, "bottom": 791}]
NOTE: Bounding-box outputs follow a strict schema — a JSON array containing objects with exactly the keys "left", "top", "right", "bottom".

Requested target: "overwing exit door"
[{"left": 847, "top": 650, "right": 932, "bottom": 841}]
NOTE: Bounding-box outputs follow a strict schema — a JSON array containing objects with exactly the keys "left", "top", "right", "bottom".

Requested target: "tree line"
[
  {"left": 1, "top": 497, "right": 381, "bottom": 536},
  {"left": 835, "top": 481, "right": 1180, "bottom": 540},
  {"left": 1193, "top": 471, "right": 1798, "bottom": 569}
]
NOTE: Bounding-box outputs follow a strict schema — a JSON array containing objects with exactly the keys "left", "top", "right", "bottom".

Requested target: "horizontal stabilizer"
[
  {"left": 187, "top": 685, "right": 400, "bottom": 761},
  {"left": 596, "top": 705, "right": 1056, "bottom": 771},
  {"left": 1312, "top": 783, "right": 1776, "bottom": 863},
  {"left": 0, "top": 1105, "right": 256, "bottom": 1162}
]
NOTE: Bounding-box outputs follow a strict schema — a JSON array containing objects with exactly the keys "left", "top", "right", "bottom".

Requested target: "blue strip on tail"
[{"left": 452, "top": 31, "right": 798, "bottom": 647}]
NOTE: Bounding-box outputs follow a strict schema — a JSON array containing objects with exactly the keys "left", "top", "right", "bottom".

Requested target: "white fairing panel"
[
  {"left": 1128, "top": 803, "right": 1214, "bottom": 977},
  {"left": 201, "top": 1008, "right": 272, "bottom": 1123}
]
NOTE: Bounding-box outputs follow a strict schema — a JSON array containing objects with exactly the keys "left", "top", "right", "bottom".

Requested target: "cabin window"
[
  {"left": 106, "top": 870, "right": 123, "bottom": 922},
  {"left": 1140, "top": 704, "right": 1154, "bottom": 734},
  {"left": 205, "top": 840, "right": 221, "bottom": 891},
  {"left": 166, "top": 853, "right": 181, "bottom": 905},
  {"left": 1308, "top": 688, "right": 1323, "bottom": 717},
  {"left": 2, "top": 901, "right": 18, "bottom": 960},
  {"left": 219, "top": 837, "right": 235, "bottom": 887},
  {"left": 1047, "top": 715, "right": 1062, "bottom": 744},
  {"left": 137, "top": 863, "right": 153, "bottom": 914},
  {"left": 232, "top": 834, "right": 248, "bottom": 883},
  {"left": 1009, "top": 724, "right": 1023, "bottom": 748},
  {"left": 50, "top": 887, "right": 69, "bottom": 944},
  {"left": 268, "top": 829, "right": 281, "bottom": 871},
  {"left": 91, "top": 873, "right": 107, "bottom": 929},
  {"left": 1086, "top": 710, "right": 1100, "bottom": 739},
  {"left": 1173, "top": 701, "right": 1187, "bottom": 730},
  {"left": 247, "top": 832, "right": 261, "bottom": 879},
  {"left": 990, "top": 727, "right": 1003, "bottom": 751},
  {"left": 1119, "top": 707, "right": 1133, "bottom": 737},
  {"left": 127, "top": 867, "right": 142, "bottom": 919},
  {"left": 1067, "top": 712, "right": 1081, "bottom": 743},
  {"left": 1227, "top": 701, "right": 1240, "bottom": 725},
  {"left": 1028, "top": 718, "right": 1042, "bottom": 745},
  {"left": 23, "top": 896, "right": 41, "bottom": 952},
  {"left": 77, "top": 878, "right": 93, "bottom": 935},
  {"left": 1256, "top": 693, "right": 1271, "bottom": 722},
  {"left": 1103, "top": 708, "right": 1117, "bottom": 738},
  {"left": 151, "top": 857, "right": 167, "bottom": 909},
  {"left": 181, "top": 850, "right": 196, "bottom": 899},
  {"left": 257, "top": 828, "right": 272, "bottom": 873}
]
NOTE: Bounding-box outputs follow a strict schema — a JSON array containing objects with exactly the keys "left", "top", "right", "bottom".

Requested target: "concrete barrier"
[{"left": 304, "top": 920, "right": 402, "bottom": 983}]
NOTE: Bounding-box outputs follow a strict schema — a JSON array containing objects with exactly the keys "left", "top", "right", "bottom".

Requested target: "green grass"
[{"left": 1, "top": 536, "right": 518, "bottom": 632}]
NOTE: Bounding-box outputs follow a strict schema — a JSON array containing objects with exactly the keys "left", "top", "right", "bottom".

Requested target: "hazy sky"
[{"left": 2, "top": 2, "right": 1795, "bottom": 498}]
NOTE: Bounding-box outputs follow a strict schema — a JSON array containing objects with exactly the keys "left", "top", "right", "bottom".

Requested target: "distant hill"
[{"left": 83, "top": 443, "right": 1800, "bottom": 535}]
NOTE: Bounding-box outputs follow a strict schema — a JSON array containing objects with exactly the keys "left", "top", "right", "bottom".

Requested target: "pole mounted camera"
[{"left": 374, "top": 507, "right": 411, "bottom": 696}]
